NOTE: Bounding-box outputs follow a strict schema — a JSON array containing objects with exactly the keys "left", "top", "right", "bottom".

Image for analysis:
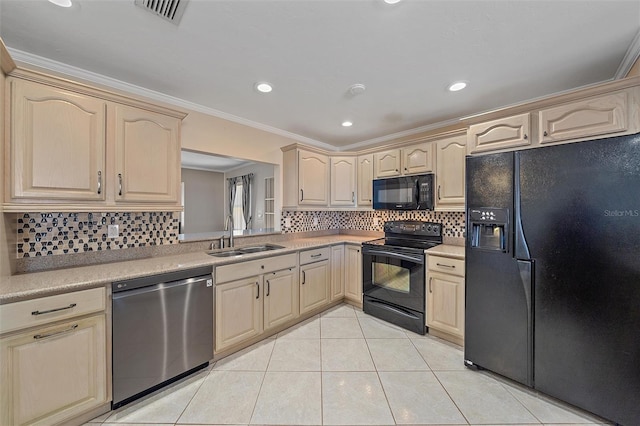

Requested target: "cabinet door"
[
  {"left": 264, "top": 268, "right": 299, "bottom": 330},
  {"left": 344, "top": 245, "right": 362, "bottom": 304},
  {"left": 538, "top": 91, "right": 628, "bottom": 144},
  {"left": 374, "top": 149, "right": 401, "bottom": 178},
  {"left": 114, "top": 104, "right": 180, "bottom": 203},
  {"left": 300, "top": 260, "right": 330, "bottom": 314},
  {"left": 427, "top": 271, "right": 465, "bottom": 339},
  {"left": 0, "top": 314, "right": 107, "bottom": 426},
  {"left": 468, "top": 113, "right": 531, "bottom": 154},
  {"left": 9, "top": 79, "right": 106, "bottom": 201},
  {"left": 402, "top": 142, "right": 433, "bottom": 175},
  {"left": 357, "top": 154, "right": 373, "bottom": 206},
  {"left": 298, "top": 150, "right": 329, "bottom": 205},
  {"left": 215, "top": 277, "right": 263, "bottom": 352},
  {"left": 435, "top": 136, "right": 466, "bottom": 211},
  {"left": 330, "top": 157, "right": 356, "bottom": 206},
  {"left": 330, "top": 245, "right": 345, "bottom": 301}
]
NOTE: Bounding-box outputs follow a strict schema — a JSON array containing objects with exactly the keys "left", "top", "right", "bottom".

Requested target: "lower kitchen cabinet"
[
  {"left": 426, "top": 254, "right": 465, "bottom": 344},
  {"left": 0, "top": 314, "right": 107, "bottom": 426},
  {"left": 215, "top": 276, "right": 263, "bottom": 351},
  {"left": 299, "top": 247, "right": 331, "bottom": 315},
  {"left": 330, "top": 245, "right": 345, "bottom": 301},
  {"left": 263, "top": 268, "right": 299, "bottom": 330},
  {"left": 344, "top": 244, "right": 362, "bottom": 305}
]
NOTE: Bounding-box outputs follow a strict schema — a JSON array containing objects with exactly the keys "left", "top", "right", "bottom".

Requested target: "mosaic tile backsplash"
[
  {"left": 12, "top": 209, "right": 463, "bottom": 258},
  {"left": 16, "top": 212, "right": 179, "bottom": 258},
  {"left": 281, "top": 210, "right": 466, "bottom": 238}
]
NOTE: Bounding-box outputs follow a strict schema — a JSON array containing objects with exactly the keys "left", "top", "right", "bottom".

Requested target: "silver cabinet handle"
[
  {"left": 437, "top": 185, "right": 441, "bottom": 200},
  {"left": 32, "top": 303, "right": 77, "bottom": 316},
  {"left": 429, "top": 277, "right": 433, "bottom": 293},
  {"left": 300, "top": 189, "right": 304, "bottom": 201},
  {"left": 34, "top": 324, "right": 78, "bottom": 340},
  {"left": 266, "top": 280, "right": 270, "bottom": 297},
  {"left": 436, "top": 263, "right": 455, "bottom": 268},
  {"left": 256, "top": 282, "right": 260, "bottom": 299},
  {"left": 302, "top": 270, "right": 306, "bottom": 285},
  {"left": 97, "top": 171, "right": 102, "bottom": 194},
  {"left": 118, "top": 173, "right": 123, "bottom": 196}
]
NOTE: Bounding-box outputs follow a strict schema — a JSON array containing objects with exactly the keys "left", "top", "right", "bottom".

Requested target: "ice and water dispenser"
[{"left": 469, "top": 208, "right": 509, "bottom": 252}]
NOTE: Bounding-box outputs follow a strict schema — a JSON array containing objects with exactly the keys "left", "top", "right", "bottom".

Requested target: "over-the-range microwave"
[{"left": 372, "top": 174, "right": 434, "bottom": 210}]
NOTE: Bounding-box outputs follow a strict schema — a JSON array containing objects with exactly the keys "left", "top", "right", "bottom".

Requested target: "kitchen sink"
[{"left": 207, "top": 244, "right": 285, "bottom": 257}]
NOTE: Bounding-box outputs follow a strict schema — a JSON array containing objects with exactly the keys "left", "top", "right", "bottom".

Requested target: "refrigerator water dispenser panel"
[{"left": 469, "top": 208, "right": 509, "bottom": 252}]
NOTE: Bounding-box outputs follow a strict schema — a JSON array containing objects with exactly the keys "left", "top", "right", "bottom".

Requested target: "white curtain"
[{"left": 241, "top": 174, "right": 253, "bottom": 229}]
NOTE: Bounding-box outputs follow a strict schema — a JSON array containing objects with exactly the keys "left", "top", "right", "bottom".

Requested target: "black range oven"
[{"left": 362, "top": 220, "right": 442, "bottom": 334}]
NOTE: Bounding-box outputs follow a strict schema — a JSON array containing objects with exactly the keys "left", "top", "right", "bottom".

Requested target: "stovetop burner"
[{"left": 363, "top": 220, "right": 443, "bottom": 251}]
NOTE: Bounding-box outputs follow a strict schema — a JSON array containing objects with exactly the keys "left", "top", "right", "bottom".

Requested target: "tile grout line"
[
  {"left": 173, "top": 363, "right": 215, "bottom": 425},
  {"left": 247, "top": 340, "right": 276, "bottom": 425}
]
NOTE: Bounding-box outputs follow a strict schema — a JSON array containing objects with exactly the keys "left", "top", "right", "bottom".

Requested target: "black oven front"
[{"left": 362, "top": 244, "right": 426, "bottom": 334}]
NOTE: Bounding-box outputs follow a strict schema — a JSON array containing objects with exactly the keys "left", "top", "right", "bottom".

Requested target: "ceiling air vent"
[{"left": 135, "top": 0, "right": 188, "bottom": 25}]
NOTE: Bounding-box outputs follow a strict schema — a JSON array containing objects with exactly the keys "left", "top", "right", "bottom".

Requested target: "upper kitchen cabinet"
[
  {"left": 3, "top": 69, "right": 187, "bottom": 212},
  {"left": 113, "top": 105, "right": 180, "bottom": 204},
  {"left": 374, "top": 142, "right": 433, "bottom": 178},
  {"left": 357, "top": 154, "right": 373, "bottom": 206},
  {"left": 538, "top": 91, "right": 629, "bottom": 145},
  {"left": 468, "top": 113, "right": 531, "bottom": 154},
  {"left": 330, "top": 156, "right": 356, "bottom": 206},
  {"left": 7, "top": 79, "right": 107, "bottom": 202},
  {"left": 435, "top": 134, "right": 466, "bottom": 211},
  {"left": 282, "top": 146, "right": 329, "bottom": 208}
]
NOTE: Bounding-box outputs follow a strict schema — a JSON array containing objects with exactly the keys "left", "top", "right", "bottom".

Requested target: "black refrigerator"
[{"left": 464, "top": 133, "right": 640, "bottom": 426}]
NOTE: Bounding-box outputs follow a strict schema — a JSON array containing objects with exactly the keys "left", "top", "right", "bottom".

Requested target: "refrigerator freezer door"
[{"left": 519, "top": 134, "right": 640, "bottom": 426}]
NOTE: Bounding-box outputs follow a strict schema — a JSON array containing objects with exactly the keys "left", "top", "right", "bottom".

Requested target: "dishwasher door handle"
[{"left": 112, "top": 275, "right": 211, "bottom": 300}]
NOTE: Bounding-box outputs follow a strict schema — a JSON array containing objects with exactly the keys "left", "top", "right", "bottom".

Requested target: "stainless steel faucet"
[{"left": 224, "top": 215, "right": 234, "bottom": 247}]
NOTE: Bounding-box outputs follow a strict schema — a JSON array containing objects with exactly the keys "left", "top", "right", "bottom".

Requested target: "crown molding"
[
  {"left": 615, "top": 28, "right": 640, "bottom": 79},
  {"left": 7, "top": 48, "right": 336, "bottom": 151}
]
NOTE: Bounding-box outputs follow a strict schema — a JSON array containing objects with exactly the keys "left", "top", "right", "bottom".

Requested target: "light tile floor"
[{"left": 88, "top": 304, "right": 612, "bottom": 426}]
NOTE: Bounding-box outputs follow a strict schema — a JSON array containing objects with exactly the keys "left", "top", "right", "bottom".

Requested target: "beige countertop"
[
  {"left": 0, "top": 235, "right": 372, "bottom": 304},
  {"left": 426, "top": 244, "right": 465, "bottom": 259}
]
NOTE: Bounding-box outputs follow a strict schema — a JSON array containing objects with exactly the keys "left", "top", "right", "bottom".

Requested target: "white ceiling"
[
  {"left": 1, "top": 0, "right": 640, "bottom": 150},
  {"left": 181, "top": 150, "right": 252, "bottom": 173}
]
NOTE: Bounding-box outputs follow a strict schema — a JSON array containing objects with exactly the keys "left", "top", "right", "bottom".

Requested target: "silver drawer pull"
[
  {"left": 34, "top": 324, "right": 78, "bottom": 340},
  {"left": 31, "top": 303, "right": 77, "bottom": 316},
  {"left": 310, "top": 253, "right": 322, "bottom": 258},
  {"left": 436, "top": 263, "right": 455, "bottom": 268}
]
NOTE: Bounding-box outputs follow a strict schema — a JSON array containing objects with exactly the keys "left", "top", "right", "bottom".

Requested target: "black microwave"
[{"left": 372, "top": 174, "right": 434, "bottom": 210}]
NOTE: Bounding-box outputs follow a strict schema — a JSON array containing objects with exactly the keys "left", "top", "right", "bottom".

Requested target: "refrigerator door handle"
[
  {"left": 514, "top": 152, "right": 531, "bottom": 260},
  {"left": 517, "top": 259, "right": 534, "bottom": 386}
]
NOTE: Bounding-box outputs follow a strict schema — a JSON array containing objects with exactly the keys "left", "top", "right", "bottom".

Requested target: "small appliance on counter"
[
  {"left": 362, "top": 220, "right": 442, "bottom": 334},
  {"left": 372, "top": 174, "right": 434, "bottom": 210}
]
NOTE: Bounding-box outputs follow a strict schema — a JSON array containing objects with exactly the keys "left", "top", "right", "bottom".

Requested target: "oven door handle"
[{"left": 362, "top": 248, "right": 424, "bottom": 264}]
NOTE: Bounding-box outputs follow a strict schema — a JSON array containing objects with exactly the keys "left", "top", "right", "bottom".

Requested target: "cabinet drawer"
[
  {"left": 299, "top": 247, "right": 330, "bottom": 265},
  {"left": 0, "top": 287, "right": 106, "bottom": 335},
  {"left": 216, "top": 253, "right": 297, "bottom": 284},
  {"left": 427, "top": 255, "right": 465, "bottom": 277}
]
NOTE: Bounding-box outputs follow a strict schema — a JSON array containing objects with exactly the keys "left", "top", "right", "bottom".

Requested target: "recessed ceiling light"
[
  {"left": 348, "top": 83, "right": 366, "bottom": 96},
  {"left": 48, "top": 0, "right": 73, "bottom": 7},
  {"left": 342, "top": 121, "right": 353, "bottom": 127},
  {"left": 448, "top": 81, "right": 468, "bottom": 92},
  {"left": 255, "top": 82, "right": 273, "bottom": 93},
  {"left": 384, "top": 0, "right": 402, "bottom": 4}
]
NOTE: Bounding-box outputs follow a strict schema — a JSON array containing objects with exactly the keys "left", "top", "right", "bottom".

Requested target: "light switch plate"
[
  {"left": 108, "top": 224, "right": 119, "bottom": 238},
  {"left": 284, "top": 217, "right": 291, "bottom": 228},
  {"left": 374, "top": 217, "right": 380, "bottom": 226},
  {"left": 313, "top": 216, "right": 319, "bottom": 226}
]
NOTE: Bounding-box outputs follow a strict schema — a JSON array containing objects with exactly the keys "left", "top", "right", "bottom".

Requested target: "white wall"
[
  {"left": 181, "top": 168, "right": 225, "bottom": 234},
  {"left": 225, "top": 162, "right": 275, "bottom": 230}
]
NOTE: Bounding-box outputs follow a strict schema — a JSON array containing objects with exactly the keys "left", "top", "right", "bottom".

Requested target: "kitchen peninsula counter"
[{"left": 0, "top": 235, "right": 373, "bottom": 304}]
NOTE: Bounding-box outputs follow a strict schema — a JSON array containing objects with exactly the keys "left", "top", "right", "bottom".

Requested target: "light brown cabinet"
[
  {"left": 357, "top": 154, "right": 374, "bottom": 206},
  {"left": 113, "top": 104, "right": 180, "bottom": 203},
  {"left": 344, "top": 244, "right": 362, "bottom": 305},
  {"left": 282, "top": 147, "right": 329, "bottom": 207},
  {"left": 468, "top": 113, "right": 531, "bottom": 154},
  {"left": 330, "top": 245, "right": 345, "bottom": 301},
  {"left": 538, "top": 91, "right": 628, "bottom": 144},
  {"left": 374, "top": 142, "right": 433, "bottom": 178},
  {"left": 215, "top": 253, "right": 299, "bottom": 352},
  {"left": 4, "top": 73, "right": 185, "bottom": 212},
  {"left": 0, "top": 288, "right": 107, "bottom": 426},
  {"left": 8, "top": 79, "right": 107, "bottom": 202},
  {"left": 434, "top": 134, "right": 466, "bottom": 211},
  {"left": 426, "top": 254, "right": 465, "bottom": 344},
  {"left": 299, "top": 247, "right": 331, "bottom": 314},
  {"left": 330, "top": 156, "right": 356, "bottom": 206}
]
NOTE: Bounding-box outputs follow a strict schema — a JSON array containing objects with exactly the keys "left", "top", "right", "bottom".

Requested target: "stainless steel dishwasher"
[{"left": 112, "top": 266, "right": 213, "bottom": 409}]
